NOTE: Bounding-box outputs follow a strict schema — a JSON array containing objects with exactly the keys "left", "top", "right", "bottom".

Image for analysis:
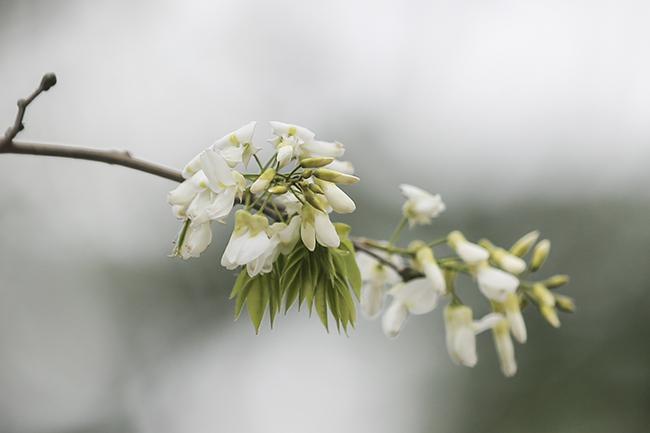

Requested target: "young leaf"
[{"left": 247, "top": 277, "right": 269, "bottom": 334}]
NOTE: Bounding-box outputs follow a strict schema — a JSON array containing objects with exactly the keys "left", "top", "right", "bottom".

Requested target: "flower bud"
[
  {"left": 532, "top": 283, "right": 555, "bottom": 307},
  {"left": 509, "top": 230, "right": 540, "bottom": 257},
  {"left": 540, "top": 305, "right": 561, "bottom": 328},
  {"left": 300, "top": 156, "right": 335, "bottom": 168},
  {"left": 308, "top": 183, "right": 324, "bottom": 194},
  {"left": 304, "top": 188, "right": 327, "bottom": 212},
  {"left": 530, "top": 239, "right": 550, "bottom": 272},
  {"left": 302, "top": 169, "right": 313, "bottom": 178},
  {"left": 414, "top": 246, "right": 446, "bottom": 294},
  {"left": 250, "top": 168, "right": 276, "bottom": 194},
  {"left": 492, "top": 318, "right": 517, "bottom": 377},
  {"left": 267, "top": 185, "right": 288, "bottom": 194},
  {"left": 555, "top": 294, "right": 576, "bottom": 313},
  {"left": 544, "top": 274, "right": 570, "bottom": 289},
  {"left": 313, "top": 168, "right": 360, "bottom": 185},
  {"left": 480, "top": 240, "right": 527, "bottom": 275},
  {"left": 448, "top": 231, "right": 489, "bottom": 265},
  {"left": 40, "top": 72, "right": 57, "bottom": 91}
]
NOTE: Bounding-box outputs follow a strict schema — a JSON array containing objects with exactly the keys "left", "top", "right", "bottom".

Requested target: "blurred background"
[{"left": 1, "top": 0, "right": 648, "bottom": 432}]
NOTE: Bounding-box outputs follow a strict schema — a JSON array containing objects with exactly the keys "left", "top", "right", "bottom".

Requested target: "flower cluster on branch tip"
[{"left": 168, "top": 121, "right": 573, "bottom": 377}]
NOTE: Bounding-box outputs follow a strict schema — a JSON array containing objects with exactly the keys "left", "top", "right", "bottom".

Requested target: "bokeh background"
[{"left": 1, "top": 1, "right": 648, "bottom": 432}]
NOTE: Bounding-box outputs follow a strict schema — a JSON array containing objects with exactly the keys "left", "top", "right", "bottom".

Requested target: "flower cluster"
[
  {"left": 168, "top": 122, "right": 573, "bottom": 377},
  {"left": 357, "top": 187, "right": 573, "bottom": 377}
]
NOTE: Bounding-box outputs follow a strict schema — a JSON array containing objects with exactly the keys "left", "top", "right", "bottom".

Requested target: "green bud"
[
  {"left": 509, "top": 230, "right": 540, "bottom": 257},
  {"left": 304, "top": 189, "right": 327, "bottom": 212},
  {"left": 300, "top": 157, "right": 335, "bottom": 168},
  {"left": 302, "top": 169, "right": 313, "bottom": 178},
  {"left": 313, "top": 168, "right": 360, "bottom": 185},
  {"left": 267, "top": 185, "right": 288, "bottom": 194},
  {"left": 532, "top": 283, "right": 555, "bottom": 307},
  {"left": 540, "top": 305, "right": 561, "bottom": 328},
  {"left": 530, "top": 239, "right": 550, "bottom": 271},
  {"left": 478, "top": 239, "right": 496, "bottom": 251},
  {"left": 555, "top": 294, "right": 576, "bottom": 313},
  {"left": 544, "top": 274, "right": 570, "bottom": 289},
  {"left": 308, "top": 183, "right": 324, "bottom": 194}
]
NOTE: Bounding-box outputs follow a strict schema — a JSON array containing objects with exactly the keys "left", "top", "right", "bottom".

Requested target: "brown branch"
[{"left": 0, "top": 73, "right": 417, "bottom": 279}]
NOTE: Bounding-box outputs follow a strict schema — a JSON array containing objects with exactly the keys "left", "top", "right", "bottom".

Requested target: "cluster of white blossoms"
[
  {"left": 168, "top": 122, "right": 573, "bottom": 377},
  {"left": 356, "top": 186, "right": 572, "bottom": 377},
  {"left": 168, "top": 121, "right": 358, "bottom": 269}
]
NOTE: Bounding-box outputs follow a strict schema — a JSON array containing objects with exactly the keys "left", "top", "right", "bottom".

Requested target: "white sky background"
[{"left": 0, "top": 1, "right": 649, "bottom": 433}]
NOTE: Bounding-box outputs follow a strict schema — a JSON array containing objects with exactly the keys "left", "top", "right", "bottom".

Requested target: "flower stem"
[{"left": 388, "top": 216, "right": 408, "bottom": 246}]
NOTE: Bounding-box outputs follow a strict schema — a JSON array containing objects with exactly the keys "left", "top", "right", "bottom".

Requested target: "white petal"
[
  {"left": 168, "top": 172, "right": 206, "bottom": 206},
  {"left": 313, "top": 211, "right": 340, "bottom": 248},
  {"left": 399, "top": 184, "right": 431, "bottom": 200},
  {"left": 276, "top": 145, "right": 294, "bottom": 167},
  {"left": 382, "top": 299, "right": 409, "bottom": 338},
  {"left": 219, "top": 146, "right": 244, "bottom": 168},
  {"left": 423, "top": 262, "right": 446, "bottom": 294},
  {"left": 182, "top": 153, "right": 202, "bottom": 179},
  {"left": 301, "top": 140, "right": 345, "bottom": 158},
  {"left": 186, "top": 189, "right": 214, "bottom": 224},
  {"left": 300, "top": 220, "right": 316, "bottom": 251},
  {"left": 205, "top": 187, "right": 237, "bottom": 221},
  {"left": 506, "top": 310, "right": 527, "bottom": 343},
  {"left": 181, "top": 222, "right": 212, "bottom": 259},
  {"left": 477, "top": 267, "right": 519, "bottom": 302},
  {"left": 221, "top": 232, "right": 243, "bottom": 269},
  {"left": 237, "top": 231, "right": 271, "bottom": 265},
  {"left": 200, "top": 150, "right": 235, "bottom": 189},
  {"left": 472, "top": 312, "right": 504, "bottom": 334},
  {"left": 320, "top": 181, "right": 356, "bottom": 214},
  {"left": 360, "top": 283, "right": 385, "bottom": 319},
  {"left": 494, "top": 321, "right": 517, "bottom": 377},
  {"left": 451, "top": 327, "right": 478, "bottom": 367},
  {"left": 269, "top": 121, "right": 316, "bottom": 142},
  {"left": 456, "top": 241, "right": 490, "bottom": 264},
  {"left": 325, "top": 160, "right": 354, "bottom": 175},
  {"left": 500, "top": 254, "right": 527, "bottom": 275},
  {"left": 390, "top": 277, "right": 438, "bottom": 315}
]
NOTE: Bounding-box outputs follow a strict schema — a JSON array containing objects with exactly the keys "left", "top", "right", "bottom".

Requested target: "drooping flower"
[
  {"left": 382, "top": 278, "right": 439, "bottom": 338},
  {"left": 250, "top": 168, "right": 276, "bottom": 194},
  {"left": 399, "top": 184, "right": 446, "bottom": 227},
  {"left": 315, "top": 179, "right": 356, "bottom": 214},
  {"left": 356, "top": 251, "right": 401, "bottom": 319},
  {"left": 447, "top": 231, "right": 490, "bottom": 264},
  {"left": 444, "top": 304, "right": 503, "bottom": 367},
  {"left": 414, "top": 246, "right": 446, "bottom": 294},
  {"left": 221, "top": 210, "right": 271, "bottom": 270},
  {"left": 476, "top": 264, "right": 520, "bottom": 302},
  {"left": 245, "top": 217, "right": 302, "bottom": 277},
  {"left": 492, "top": 317, "right": 517, "bottom": 377},
  {"left": 178, "top": 221, "right": 213, "bottom": 260},
  {"left": 269, "top": 121, "right": 316, "bottom": 167},
  {"left": 298, "top": 204, "right": 340, "bottom": 251},
  {"left": 503, "top": 292, "right": 527, "bottom": 343}
]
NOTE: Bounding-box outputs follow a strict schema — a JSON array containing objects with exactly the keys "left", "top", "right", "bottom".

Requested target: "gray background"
[{"left": 0, "top": 1, "right": 648, "bottom": 432}]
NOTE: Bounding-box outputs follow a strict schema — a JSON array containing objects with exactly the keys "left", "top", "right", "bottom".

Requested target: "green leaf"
[
  {"left": 229, "top": 271, "right": 251, "bottom": 300},
  {"left": 314, "top": 278, "right": 329, "bottom": 331},
  {"left": 246, "top": 277, "right": 269, "bottom": 334}
]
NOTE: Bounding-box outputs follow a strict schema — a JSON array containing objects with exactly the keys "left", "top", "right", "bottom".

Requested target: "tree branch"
[{"left": 1, "top": 73, "right": 417, "bottom": 279}]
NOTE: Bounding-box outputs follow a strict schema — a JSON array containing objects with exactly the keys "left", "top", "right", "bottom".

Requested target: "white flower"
[
  {"left": 399, "top": 184, "right": 446, "bottom": 227},
  {"left": 503, "top": 292, "right": 527, "bottom": 343},
  {"left": 298, "top": 204, "right": 340, "bottom": 251},
  {"left": 447, "top": 231, "right": 490, "bottom": 264},
  {"left": 275, "top": 216, "right": 302, "bottom": 254},
  {"left": 382, "top": 278, "right": 439, "bottom": 338},
  {"left": 245, "top": 218, "right": 302, "bottom": 277},
  {"left": 168, "top": 171, "right": 209, "bottom": 216},
  {"left": 492, "top": 318, "right": 517, "bottom": 377},
  {"left": 476, "top": 264, "right": 519, "bottom": 302},
  {"left": 414, "top": 246, "right": 446, "bottom": 294},
  {"left": 444, "top": 304, "right": 503, "bottom": 367},
  {"left": 212, "top": 121, "right": 258, "bottom": 168},
  {"left": 356, "top": 251, "right": 401, "bottom": 319},
  {"left": 315, "top": 179, "right": 356, "bottom": 214},
  {"left": 269, "top": 121, "right": 316, "bottom": 167},
  {"left": 178, "top": 221, "right": 213, "bottom": 260},
  {"left": 221, "top": 210, "right": 271, "bottom": 270},
  {"left": 301, "top": 140, "right": 345, "bottom": 158}
]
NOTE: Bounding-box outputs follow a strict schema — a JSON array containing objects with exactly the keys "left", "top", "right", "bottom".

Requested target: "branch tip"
[{"left": 40, "top": 73, "right": 57, "bottom": 91}]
